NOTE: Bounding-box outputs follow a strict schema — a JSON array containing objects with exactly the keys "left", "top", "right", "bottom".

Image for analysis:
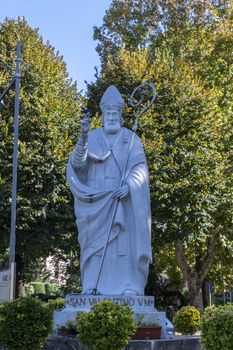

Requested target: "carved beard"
[{"left": 104, "top": 121, "right": 121, "bottom": 134}]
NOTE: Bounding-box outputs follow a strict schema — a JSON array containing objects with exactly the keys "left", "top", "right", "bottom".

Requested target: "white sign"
[{"left": 0, "top": 270, "right": 10, "bottom": 303}]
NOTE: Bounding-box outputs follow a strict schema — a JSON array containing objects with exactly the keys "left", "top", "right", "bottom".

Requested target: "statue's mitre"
[{"left": 99, "top": 85, "right": 124, "bottom": 114}]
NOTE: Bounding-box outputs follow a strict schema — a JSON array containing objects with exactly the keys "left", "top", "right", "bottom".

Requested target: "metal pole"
[
  {"left": 93, "top": 132, "right": 136, "bottom": 294},
  {"left": 9, "top": 41, "right": 21, "bottom": 300},
  {"left": 221, "top": 260, "right": 225, "bottom": 304},
  {"left": 209, "top": 282, "right": 212, "bottom": 306}
]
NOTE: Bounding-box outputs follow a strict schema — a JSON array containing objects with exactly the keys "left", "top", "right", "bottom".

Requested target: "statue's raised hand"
[{"left": 81, "top": 112, "right": 91, "bottom": 138}]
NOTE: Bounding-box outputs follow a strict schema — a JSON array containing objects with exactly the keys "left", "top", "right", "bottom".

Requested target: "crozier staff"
[{"left": 67, "top": 85, "right": 152, "bottom": 295}]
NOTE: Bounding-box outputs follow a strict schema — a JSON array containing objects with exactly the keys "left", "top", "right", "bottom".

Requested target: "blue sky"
[{"left": 0, "top": 0, "right": 113, "bottom": 93}]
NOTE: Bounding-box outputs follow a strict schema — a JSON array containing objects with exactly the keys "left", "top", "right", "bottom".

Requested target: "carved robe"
[{"left": 67, "top": 127, "right": 152, "bottom": 295}]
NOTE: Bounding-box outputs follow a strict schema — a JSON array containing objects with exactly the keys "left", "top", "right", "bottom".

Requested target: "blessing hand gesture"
[{"left": 81, "top": 112, "right": 91, "bottom": 136}]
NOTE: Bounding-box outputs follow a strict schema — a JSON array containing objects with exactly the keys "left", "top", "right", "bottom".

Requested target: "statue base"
[{"left": 54, "top": 294, "right": 173, "bottom": 338}]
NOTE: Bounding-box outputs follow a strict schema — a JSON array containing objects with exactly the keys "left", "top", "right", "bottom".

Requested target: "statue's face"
[{"left": 103, "top": 109, "right": 121, "bottom": 134}]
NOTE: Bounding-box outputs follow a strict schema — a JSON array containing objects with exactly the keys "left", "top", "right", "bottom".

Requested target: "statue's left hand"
[{"left": 112, "top": 184, "right": 129, "bottom": 199}]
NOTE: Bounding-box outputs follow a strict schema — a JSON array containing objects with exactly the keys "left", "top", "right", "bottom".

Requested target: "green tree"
[
  {"left": 0, "top": 18, "right": 84, "bottom": 294},
  {"left": 87, "top": 0, "right": 233, "bottom": 312},
  {"left": 93, "top": 0, "right": 159, "bottom": 61}
]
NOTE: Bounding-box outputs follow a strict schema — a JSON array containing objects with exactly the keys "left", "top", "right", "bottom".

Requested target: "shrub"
[
  {"left": 136, "top": 313, "right": 160, "bottom": 327},
  {"left": 25, "top": 283, "right": 35, "bottom": 295},
  {"left": 58, "top": 320, "right": 77, "bottom": 337},
  {"left": 25, "top": 282, "right": 61, "bottom": 300},
  {"left": 77, "top": 299, "right": 136, "bottom": 350},
  {"left": 173, "top": 306, "right": 200, "bottom": 335},
  {"left": 45, "top": 283, "right": 61, "bottom": 296},
  {"left": 0, "top": 296, "right": 53, "bottom": 350},
  {"left": 46, "top": 297, "right": 65, "bottom": 311},
  {"left": 30, "top": 282, "right": 46, "bottom": 295},
  {"left": 201, "top": 304, "right": 233, "bottom": 350}
]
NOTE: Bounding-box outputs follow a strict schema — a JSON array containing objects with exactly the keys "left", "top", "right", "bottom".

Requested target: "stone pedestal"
[
  {"left": 0, "top": 336, "right": 201, "bottom": 350},
  {"left": 43, "top": 336, "right": 201, "bottom": 350},
  {"left": 54, "top": 294, "right": 170, "bottom": 338}
]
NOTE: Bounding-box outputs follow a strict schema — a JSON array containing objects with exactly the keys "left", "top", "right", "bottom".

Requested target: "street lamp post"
[{"left": 0, "top": 41, "right": 21, "bottom": 300}]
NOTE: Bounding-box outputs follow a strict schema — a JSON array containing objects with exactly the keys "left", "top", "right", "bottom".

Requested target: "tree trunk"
[
  {"left": 186, "top": 277, "right": 203, "bottom": 313},
  {"left": 175, "top": 235, "right": 217, "bottom": 313}
]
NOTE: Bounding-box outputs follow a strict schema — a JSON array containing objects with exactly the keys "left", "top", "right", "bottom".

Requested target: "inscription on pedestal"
[
  {"left": 54, "top": 294, "right": 169, "bottom": 337},
  {"left": 65, "top": 294, "right": 154, "bottom": 310}
]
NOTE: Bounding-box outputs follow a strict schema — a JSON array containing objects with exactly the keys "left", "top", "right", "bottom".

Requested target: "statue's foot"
[
  {"left": 82, "top": 289, "right": 100, "bottom": 295},
  {"left": 123, "top": 289, "right": 138, "bottom": 295}
]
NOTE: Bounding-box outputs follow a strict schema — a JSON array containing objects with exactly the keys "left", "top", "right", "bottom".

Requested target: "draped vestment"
[{"left": 67, "top": 127, "right": 152, "bottom": 295}]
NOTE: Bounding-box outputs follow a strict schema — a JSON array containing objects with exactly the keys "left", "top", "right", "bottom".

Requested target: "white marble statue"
[{"left": 67, "top": 85, "right": 152, "bottom": 295}]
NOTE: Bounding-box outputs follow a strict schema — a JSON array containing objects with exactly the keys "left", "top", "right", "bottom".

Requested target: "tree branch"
[
  {"left": 198, "top": 233, "right": 218, "bottom": 281},
  {"left": 174, "top": 240, "right": 193, "bottom": 278}
]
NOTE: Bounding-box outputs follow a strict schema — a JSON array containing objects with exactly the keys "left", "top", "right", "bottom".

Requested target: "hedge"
[
  {"left": 0, "top": 296, "right": 53, "bottom": 350},
  {"left": 173, "top": 306, "right": 200, "bottom": 335},
  {"left": 201, "top": 304, "right": 233, "bottom": 350}
]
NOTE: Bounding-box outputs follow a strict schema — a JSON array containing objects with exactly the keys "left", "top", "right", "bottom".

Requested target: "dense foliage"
[
  {"left": 46, "top": 297, "right": 65, "bottom": 311},
  {"left": 0, "top": 296, "right": 53, "bottom": 350},
  {"left": 25, "top": 281, "right": 61, "bottom": 299},
  {"left": 201, "top": 304, "right": 233, "bottom": 350},
  {"left": 77, "top": 300, "right": 136, "bottom": 350},
  {"left": 173, "top": 305, "right": 200, "bottom": 334},
  {"left": 0, "top": 18, "right": 84, "bottom": 293}
]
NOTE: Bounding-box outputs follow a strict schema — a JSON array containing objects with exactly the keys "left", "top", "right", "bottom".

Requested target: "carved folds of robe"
[{"left": 67, "top": 127, "right": 152, "bottom": 295}]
